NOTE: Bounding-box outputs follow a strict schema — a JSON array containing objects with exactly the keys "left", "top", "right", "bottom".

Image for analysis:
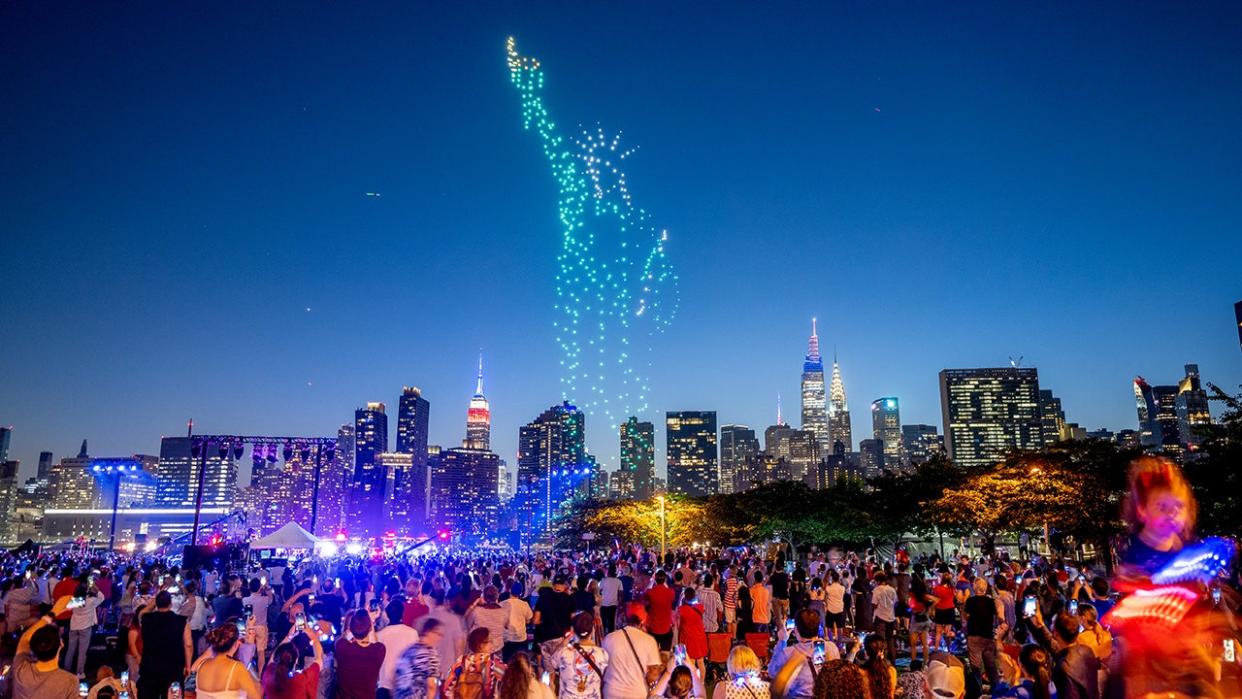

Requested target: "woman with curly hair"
[{"left": 814, "top": 659, "right": 871, "bottom": 699}]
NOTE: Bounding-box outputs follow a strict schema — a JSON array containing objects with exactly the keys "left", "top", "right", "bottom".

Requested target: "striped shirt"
[{"left": 723, "top": 578, "right": 739, "bottom": 610}]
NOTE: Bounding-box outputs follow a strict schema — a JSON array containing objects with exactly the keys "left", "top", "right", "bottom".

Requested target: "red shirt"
[
  {"left": 402, "top": 598, "right": 430, "bottom": 627},
  {"left": 53, "top": 579, "right": 78, "bottom": 620},
  {"left": 263, "top": 661, "right": 321, "bottom": 699},
  {"left": 932, "top": 584, "right": 956, "bottom": 610},
  {"left": 646, "top": 585, "right": 675, "bottom": 634}
]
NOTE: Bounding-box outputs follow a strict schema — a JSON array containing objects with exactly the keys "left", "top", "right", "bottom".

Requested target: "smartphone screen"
[
  {"left": 79, "top": 681, "right": 89, "bottom": 697},
  {"left": 1213, "top": 588, "right": 1222, "bottom": 604},
  {"left": 813, "top": 640, "right": 826, "bottom": 666},
  {"left": 1068, "top": 600, "right": 1078, "bottom": 615},
  {"left": 1225, "top": 639, "right": 1236, "bottom": 664},
  {"left": 295, "top": 612, "right": 306, "bottom": 629},
  {"left": 1023, "top": 597, "right": 1037, "bottom": 618},
  {"left": 785, "top": 618, "right": 795, "bottom": 631},
  {"left": 68, "top": 597, "right": 86, "bottom": 610},
  {"left": 540, "top": 671, "right": 551, "bottom": 685}
]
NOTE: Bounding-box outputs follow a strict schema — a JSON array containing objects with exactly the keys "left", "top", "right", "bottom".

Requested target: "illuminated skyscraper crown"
[{"left": 466, "top": 352, "right": 491, "bottom": 450}]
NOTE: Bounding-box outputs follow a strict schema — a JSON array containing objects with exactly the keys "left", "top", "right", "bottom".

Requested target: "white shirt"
[
  {"left": 601, "top": 627, "right": 659, "bottom": 699},
  {"left": 377, "top": 623, "right": 420, "bottom": 690},
  {"left": 70, "top": 591, "right": 105, "bottom": 631},
  {"left": 599, "top": 578, "right": 623, "bottom": 607},
  {"left": 825, "top": 583, "right": 846, "bottom": 614},
  {"left": 503, "top": 597, "right": 533, "bottom": 643}
]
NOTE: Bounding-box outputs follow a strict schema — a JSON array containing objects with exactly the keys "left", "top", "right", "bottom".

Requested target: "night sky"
[{"left": 3, "top": 2, "right": 1240, "bottom": 483}]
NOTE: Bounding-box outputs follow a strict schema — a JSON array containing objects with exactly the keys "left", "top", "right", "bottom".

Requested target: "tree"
[{"left": 1185, "top": 384, "right": 1242, "bottom": 539}]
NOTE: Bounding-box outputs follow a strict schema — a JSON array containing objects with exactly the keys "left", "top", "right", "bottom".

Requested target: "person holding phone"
[
  {"left": 13, "top": 594, "right": 79, "bottom": 699},
  {"left": 65, "top": 579, "right": 105, "bottom": 679},
  {"left": 241, "top": 577, "right": 274, "bottom": 673},
  {"left": 137, "top": 590, "right": 194, "bottom": 699},
  {"left": 769, "top": 608, "right": 838, "bottom": 699}
]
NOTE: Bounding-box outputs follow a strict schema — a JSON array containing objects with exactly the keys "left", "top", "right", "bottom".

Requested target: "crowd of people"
[{"left": 0, "top": 455, "right": 1236, "bottom": 699}]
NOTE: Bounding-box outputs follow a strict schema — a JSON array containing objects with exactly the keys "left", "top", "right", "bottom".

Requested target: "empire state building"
[{"left": 465, "top": 353, "right": 491, "bottom": 450}]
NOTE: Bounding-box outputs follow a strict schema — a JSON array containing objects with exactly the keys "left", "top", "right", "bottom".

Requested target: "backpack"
[{"left": 453, "top": 657, "right": 494, "bottom": 699}]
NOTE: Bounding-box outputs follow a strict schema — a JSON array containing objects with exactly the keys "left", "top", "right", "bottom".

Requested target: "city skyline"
[{"left": 3, "top": 4, "right": 1242, "bottom": 479}]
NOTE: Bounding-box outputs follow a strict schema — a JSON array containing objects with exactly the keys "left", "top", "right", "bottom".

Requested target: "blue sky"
[{"left": 2, "top": 2, "right": 1240, "bottom": 482}]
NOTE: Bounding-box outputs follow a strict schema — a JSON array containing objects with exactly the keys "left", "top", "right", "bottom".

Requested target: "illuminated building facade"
[
  {"left": 1176, "top": 364, "right": 1212, "bottom": 452},
  {"left": 515, "top": 402, "right": 589, "bottom": 538},
  {"left": 666, "top": 411, "right": 718, "bottom": 496},
  {"left": 719, "top": 424, "right": 759, "bottom": 495},
  {"left": 397, "top": 387, "right": 430, "bottom": 462},
  {"left": 1134, "top": 377, "right": 1181, "bottom": 458},
  {"left": 155, "top": 437, "right": 238, "bottom": 509},
  {"left": 901, "top": 424, "right": 943, "bottom": 466},
  {"left": 429, "top": 447, "right": 500, "bottom": 536},
  {"left": 870, "top": 397, "right": 904, "bottom": 470},
  {"left": 350, "top": 402, "right": 389, "bottom": 537},
  {"left": 800, "top": 319, "right": 830, "bottom": 451},
  {"left": 1038, "top": 390, "right": 1068, "bottom": 445},
  {"left": 939, "top": 367, "right": 1044, "bottom": 469},
  {"left": 465, "top": 354, "right": 491, "bottom": 450},
  {"left": 787, "top": 428, "right": 821, "bottom": 483},
  {"left": 828, "top": 358, "right": 853, "bottom": 452},
  {"left": 619, "top": 417, "right": 655, "bottom": 499}
]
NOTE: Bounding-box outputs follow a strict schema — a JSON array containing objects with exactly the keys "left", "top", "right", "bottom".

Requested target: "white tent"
[{"left": 249, "top": 522, "right": 320, "bottom": 550}]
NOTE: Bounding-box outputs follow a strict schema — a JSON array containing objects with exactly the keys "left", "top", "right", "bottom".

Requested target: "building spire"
[
  {"left": 777, "top": 393, "right": 785, "bottom": 426},
  {"left": 807, "top": 317, "right": 821, "bottom": 362},
  {"left": 475, "top": 350, "right": 485, "bottom": 397}
]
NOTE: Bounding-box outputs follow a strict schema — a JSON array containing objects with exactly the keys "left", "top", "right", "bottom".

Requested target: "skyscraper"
[
  {"left": 764, "top": 393, "right": 795, "bottom": 460},
  {"left": 719, "top": 424, "right": 759, "bottom": 495},
  {"left": 1176, "top": 364, "right": 1212, "bottom": 452},
  {"left": 251, "top": 444, "right": 334, "bottom": 536},
  {"left": 800, "top": 319, "right": 830, "bottom": 451},
  {"left": 37, "top": 451, "right": 53, "bottom": 480},
  {"left": 350, "top": 402, "right": 389, "bottom": 537},
  {"left": 396, "top": 387, "right": 430, "bottom": 459},
  {"left": 395, "top": 387, "right": 431, "bottom": 530},
  {"left": 666, "top": 411, "right": 718, "bottom": 497},
  {"left": 0, "top": 427, "right": 10, "bottom": 466},
  {"left": 939, "top": 368, "right": 1044, "bottom": 469},
  {"left": 465, "top": 354, "right": 491, "bottom": 450},
  {"left": 1133, "top": 377, "right": 1181, "bottom": 457},
  {"left": 429, "top": 447, "right": 500, "bottom": 537},
  {"left": 871, "top": 397, "right": 904, "bottom": 470},
  {"left": 858, "top": 438, "right": 885, "bottom": 478},
  {"left": 1038, "top": 390, "right": 1068, "bottom": 445},
  {"left": 619, "top": 417, "right": 656, "bottom": 499},
  {"left": 376, "top": 451, "right": 416, "bottom": 534},
  {"left": 155, "top": 437, "right": 238, "bottom": 510},
  {"left": 787, "top": 428, "right": 821, "bottom": 483},
  {"left": 1235, "top": 300, "right": 1242, "bottom": 353},
  {"left": 828, "top": 357, "right": 853, "bottom": 452},
  {"left": 515, "top": 402, "right": 589, "bottom": 538},
  {"left": 901, "top": 424, "right": 943, "bottom": 466}
]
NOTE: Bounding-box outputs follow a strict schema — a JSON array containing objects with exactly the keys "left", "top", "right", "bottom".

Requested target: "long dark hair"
[
  {"left": 266, "top": 642, "right": 301, "bottom": 694},
  {"left": 1019, "top": 644, "right": 1052, "bottom": 699},
  {"left": 861, "top": 637, "right": 893, "bottom": 699},
  {"left": 498, "top": 652, "right": 535, "bottom": 699}
]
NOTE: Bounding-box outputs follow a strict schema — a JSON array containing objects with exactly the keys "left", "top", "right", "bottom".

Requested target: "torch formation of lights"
[{"left": 507, "top": 37, "right": 678, "bottom": 428}]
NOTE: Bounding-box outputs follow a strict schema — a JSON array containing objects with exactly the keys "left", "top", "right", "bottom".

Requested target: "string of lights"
[{"left": 507, "top": 37, "right": 678, "bottom": 430}]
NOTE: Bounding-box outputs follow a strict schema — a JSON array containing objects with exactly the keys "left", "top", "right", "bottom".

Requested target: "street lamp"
[{"left": 656, "top": 495, "right": 666, "bottom": 562}]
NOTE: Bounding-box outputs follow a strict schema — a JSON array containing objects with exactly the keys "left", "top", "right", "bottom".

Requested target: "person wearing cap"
[
  {"left": 925, "top": 651, "right": 966, "bottom": 699},
  {"left": 602, "top": 603, "right": 662, "bottom": 699}
]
